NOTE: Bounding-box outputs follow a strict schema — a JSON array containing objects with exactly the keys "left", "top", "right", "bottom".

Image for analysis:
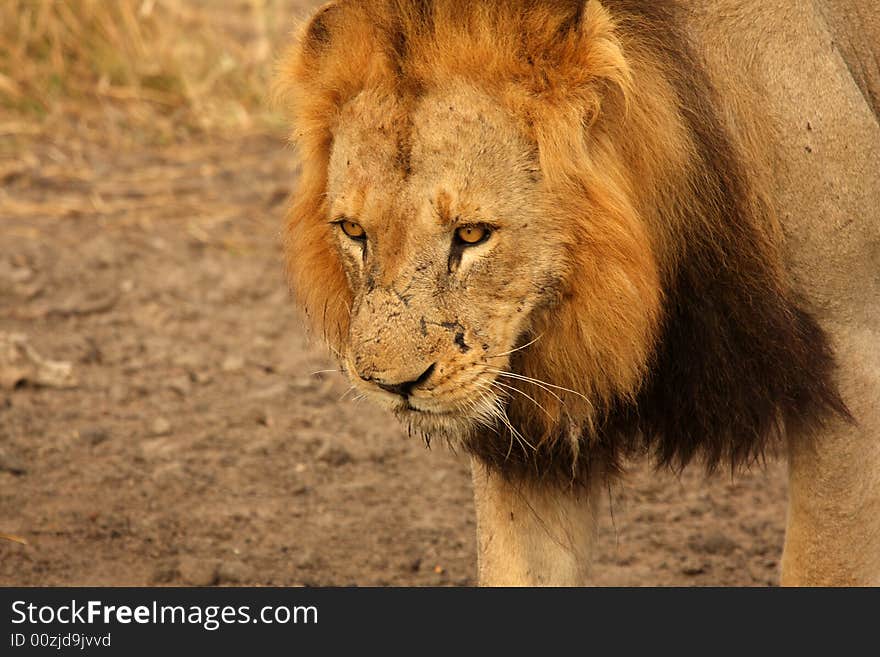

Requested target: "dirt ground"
[{"left": 0, "top": 124, "right": 794, "bottom": 587}]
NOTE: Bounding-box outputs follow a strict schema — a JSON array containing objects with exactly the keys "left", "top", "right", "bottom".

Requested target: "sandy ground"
[{"left": 0, "top": 126, "right": 793, "bottom": 587}]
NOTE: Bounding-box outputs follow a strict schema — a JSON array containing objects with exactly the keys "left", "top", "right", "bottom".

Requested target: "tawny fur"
[
  {"left": 275, "top": 0, "right": 847, "bottom": 479},
  {"left": 275, "top": 0, "right": 879, "bottom": 585}
]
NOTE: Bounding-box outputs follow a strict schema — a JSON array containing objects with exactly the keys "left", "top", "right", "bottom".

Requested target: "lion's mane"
[{"left": 276, "top": 0, "right": 849, "bottom": 484}]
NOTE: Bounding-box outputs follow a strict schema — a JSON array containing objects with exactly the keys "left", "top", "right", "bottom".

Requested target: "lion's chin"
[
  {"left": 392, "top": 403, "right": 476, "bottom": 442},
  {"left": 354, "top": 387, "right": 485, "bottom": 442}
]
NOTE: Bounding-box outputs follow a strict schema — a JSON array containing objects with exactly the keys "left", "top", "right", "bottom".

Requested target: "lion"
[{"left": 274, "top": 0, "right": 880, "bottom": 586}]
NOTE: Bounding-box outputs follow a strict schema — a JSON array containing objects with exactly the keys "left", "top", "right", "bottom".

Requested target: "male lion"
[{"left": 275, "top": 0, "right": 880, "bottom": 586}]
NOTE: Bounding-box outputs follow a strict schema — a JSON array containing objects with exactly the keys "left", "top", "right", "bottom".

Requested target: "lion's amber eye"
[
  {"left": 340, "top": 220, "right": 366, "bottom": 241},
  {"left": 455, "top": 225, "right": 490, "bottom": 245}
]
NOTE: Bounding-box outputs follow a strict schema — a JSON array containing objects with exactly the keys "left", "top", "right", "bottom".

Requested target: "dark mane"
[{"left": 465, "top": 0, "right": 850, "bottom": 483}]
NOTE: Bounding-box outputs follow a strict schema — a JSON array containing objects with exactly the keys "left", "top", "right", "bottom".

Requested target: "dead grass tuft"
[{"left": 0, "top": 0, "right": 296, "bottom": 138}]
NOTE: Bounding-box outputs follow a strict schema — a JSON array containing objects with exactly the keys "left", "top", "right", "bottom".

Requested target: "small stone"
[
  {"left": 168, "top": 375, "right": 192, "bottom": 396},
  {"left": 0, "top": 448, "right": 26, "bottom": 476},
  {"left": 0, "top": 332, "right": 77, "bottom": 390},
  {"left": 316, "top": 442, "right": 352, "bottom": 466},
  {"left": 150, "top": 417, "right": 172, "bottom": 437},
  {"left": 267, "top": 186, "right": 291, "bottom": 207},
  {"left": 193, "top": 371, "right": 213, "bottom": 385},
  {"left": 222, "top": 355, "right": 246, "bottom": 372},
  {"left": 109, "top": 384, "right": 128, "bottom": 403},
  {"left": 82, "top": 426, "right": 110, "bottom": 446},
  {"left": 179, "top": 557, "right": 219, "bottom": 586},
  {"left": 217, "top": 561, "right": 254, "bottom": 584},
  {"left": 681, "top": 562, "right": 707, "bottom": 576},
  {"left": 295, "top": 550, "right": 317, "bottom": 570},
  {"left": 79, "top": 338, "right": 102, "bottom": 365},
  {"left": 150, "top": 561, "right": 180, "bottom": 584},
  {"left": 688, "top": 531, "right": 738, "bottom": 556},
  {"left": 250, "top": 408, "right": 271, "bottom": 427},
  {"left": 9, "top": 266, "right": 34, "bottom": 284},
  {"left": 289, "top": 377, "right": 315, "bottom": 392}
]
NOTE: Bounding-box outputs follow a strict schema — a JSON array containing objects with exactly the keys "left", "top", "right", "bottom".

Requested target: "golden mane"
[{"left": 276, "top": 0, "right": 848, "bottom": 482}]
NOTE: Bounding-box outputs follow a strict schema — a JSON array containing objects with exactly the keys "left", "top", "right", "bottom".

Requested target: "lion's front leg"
[
  {"left": 781, "top": 324, "right": 880, "bottom": 586},
  {"left": 471, "top": 460, "right": 598, "bottom": 587}
]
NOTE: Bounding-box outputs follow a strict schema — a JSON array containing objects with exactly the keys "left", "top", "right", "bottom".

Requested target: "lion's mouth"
[{"left": 395, "top": 399, "right": 452, "bottom": 416}]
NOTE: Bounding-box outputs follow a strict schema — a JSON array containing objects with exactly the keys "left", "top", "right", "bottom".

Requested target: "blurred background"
[
  {"left": 2, "top": 0, "right": 289, "bottom": 138},
  {"left": 1, "top": 0, "right": 788, "bottom": 587}
]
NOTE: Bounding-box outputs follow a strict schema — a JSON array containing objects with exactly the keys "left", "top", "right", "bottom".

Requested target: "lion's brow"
[{"left": 431, "top": 191, "right": 455, "bottom": 225}]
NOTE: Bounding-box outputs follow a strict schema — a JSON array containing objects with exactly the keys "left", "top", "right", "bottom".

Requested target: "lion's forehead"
[{"left": 327, "top": 87, "right": 539, "bottom": 230}]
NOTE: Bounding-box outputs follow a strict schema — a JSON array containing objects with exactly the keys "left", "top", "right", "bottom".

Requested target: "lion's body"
[
  {"left": 277, "top": 0, "right": 880, "bottom": 585},
  {"left": 692, "top": 0, "right": 880, "bottom": 586}
]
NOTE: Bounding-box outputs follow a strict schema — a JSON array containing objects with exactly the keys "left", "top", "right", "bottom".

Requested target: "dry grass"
[{"left": 0, "top": 0, "right": 299, "bottom": 139}]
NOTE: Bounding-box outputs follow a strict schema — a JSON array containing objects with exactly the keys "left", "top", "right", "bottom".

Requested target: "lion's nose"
[{"left": 362, "top": 363, "right": 436, "bottom": 398}]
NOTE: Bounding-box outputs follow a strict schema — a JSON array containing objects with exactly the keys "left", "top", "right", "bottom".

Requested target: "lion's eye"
[
  {"left": 339, "top": 220, "right": 366, "bottom": 241},
  {"left": 455, "top": 225, "right": 490, "bottom": 246}
]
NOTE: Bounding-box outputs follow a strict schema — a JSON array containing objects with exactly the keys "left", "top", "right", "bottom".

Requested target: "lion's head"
[
  {"left": 276, "top": 0, "right": 847, "bottom": 482},
  {"left": 276, "top": 0, "right": 663, "bottom": 455}
]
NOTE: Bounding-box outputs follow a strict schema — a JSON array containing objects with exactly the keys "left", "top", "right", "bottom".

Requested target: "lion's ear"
[
  {"left": 273, "top": 1, "right": 358, "bottom": 154},
  {"left": 274, "top": 1, "right": 350, "bottom": 97},
  {"left": 512, "top": 0, "right": 632, "bottom": 156},
  {"left": 274, "top": 1, "right": 399, "bottom": 138},
  {"left": 300, "top": 1, "right": 343, "bottom": 55},
  {"left": 529, "top": 0, "right": 631, "bottom": 93}
]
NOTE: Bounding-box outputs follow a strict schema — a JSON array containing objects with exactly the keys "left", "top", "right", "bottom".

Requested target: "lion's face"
[
  {"left": 327, "top": 87, "right": 564, "bottom": 436},
  {"left": 280, "top": 0, "right": 666, "bottom": 461}
]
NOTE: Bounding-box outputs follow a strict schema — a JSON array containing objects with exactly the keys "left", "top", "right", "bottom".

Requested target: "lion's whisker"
[
  {"left": 471, "top": 382, "right": 507, "bottom": 423},
  {"left": 473, "top": 379, "right": 537, "bottom": 456},
  {"left": 470, "top": 381, "right": 519, "bottom": 457},
  {"left": 475, "top": 393, "right": 504, "bottom": 432},
  {"left": 474, "top": 379, "right": 510, "bottom": 402},
  {"left": 487, "top": 368, "right": 591, "bottom": 407},
  {"left": 485, "top": 333, "right": 544, "bottom": 360},
  {"left": 467, "top": 395, "right": 495, "bottom": 431},
  {"left": 485, "top": 369, "right": 565, "bottom": 404},
  {"left": 490, "top": 379, "right": 555, "bottom": 421},
  {"left": 489, "top": 395, "right": 536, "bottom": 457},
  {"left": 311, "top": 369, "right": 344, "bottom": 376}
]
